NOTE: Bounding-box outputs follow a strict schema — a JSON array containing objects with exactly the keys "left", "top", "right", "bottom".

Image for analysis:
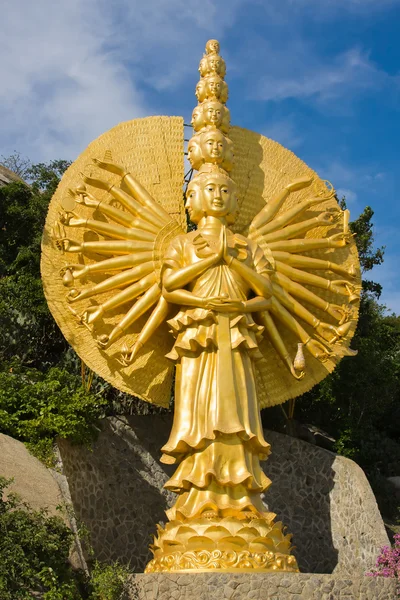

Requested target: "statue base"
[
  {"left": 125, "top": 573, "right": 397, "bottom": 599},
  {"left": 145, "top": 514, "right": 299, "bottom": 573}
]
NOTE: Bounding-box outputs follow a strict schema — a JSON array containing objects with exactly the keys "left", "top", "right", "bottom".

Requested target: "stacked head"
[{"left": 187, "top": 40, "right": 237, "bottom": 223}]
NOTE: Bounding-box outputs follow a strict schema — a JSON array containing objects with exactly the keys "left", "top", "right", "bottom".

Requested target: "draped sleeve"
[
  {"left": 162, "top": 235, "right": 186, "bottom": 272},
  {"left": 250, "top": 241, "right": 273, "bottom": 279}
]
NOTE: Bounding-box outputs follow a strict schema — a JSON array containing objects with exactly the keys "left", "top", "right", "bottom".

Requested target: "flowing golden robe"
[{"left": 161, "top": 230, "right": 273, "bottom": 521}]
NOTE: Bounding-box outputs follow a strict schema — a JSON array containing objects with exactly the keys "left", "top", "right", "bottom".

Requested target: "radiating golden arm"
[
  {"left": 267, "top": 235, "right": 351, "bottom": 253},
  {"left": 262, "top": 213, "right": 335, "bottom": 244},
  {"left": 73, "top": 188, "right": 144, "bottom": 228},
  {"left": 250, "top": 176, "right": 313, "bottom": 230},
  {"left": 66, "top": 263, "right": 154, "bottom": 303},
  {"left": 59, "top": 238, "right": 154, "bottom": 256},
  {"left": 80, "top": 272, "right": 157, "bottom": 325},
  {"left": 92, "top": 158, "right": 172, "bottom": 224},
  {"left": 60, "top": 254, "right": 152, "bottom": 280},
  {"left": 271, "top": 271, "right": 351, "bottom": 323},
  {"left": 269, "top": 298, "right": 333, "bottom": 362},
  {"left": 122, "top": 296, "right": 170, "bottom": 364},
  {"left": 257, "top": 311, "right": 304, "bottom": 379},
  {"left": 257, "top": 196, "right": 328, "bottom": 236},
  {"left": 98, "top": 283, "right": 161, "bottom": 348},
  {"left": 82, "top": 174, "right": 166, "bottom": 229},
  {"left": 272, "top": 251, "right": 356, "bottom": 278},
  {"left": 271, "top": 282, "right": 343, "bottom": 343},
  {"left": 61, "top": 214, "right": 155, "bottom": 243},
  {"left": 275, "top": 262, "right": 359, "bottom": 298}
]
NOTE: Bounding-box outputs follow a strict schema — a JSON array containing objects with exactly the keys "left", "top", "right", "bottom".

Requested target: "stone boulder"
[{"left": 0, "top": 433, "right": 63, "bottom": 515}]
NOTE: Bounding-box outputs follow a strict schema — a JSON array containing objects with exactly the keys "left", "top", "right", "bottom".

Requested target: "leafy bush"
[
  {"left": 0, "top": 477, "right": 130, "bottom": 599},
  {"left": 0, "top": 477, "right": 84, "bottom": 599},
  {"left": 0, "top": 364, "right": 108, "bottom": 465},
  {"left": 88, "top": 562, "right": 129, "bottom": 600}
]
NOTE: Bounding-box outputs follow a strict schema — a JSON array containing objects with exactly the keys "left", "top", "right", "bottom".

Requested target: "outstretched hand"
[
  {"left": 93, "top": 157, "right": 126, "bottom": 177},
  {"left": 285, "top": 175, "right": 313, "bottom": 194},
  {"left": 81, "top": 172, "right": 111, "bottom": 192}
]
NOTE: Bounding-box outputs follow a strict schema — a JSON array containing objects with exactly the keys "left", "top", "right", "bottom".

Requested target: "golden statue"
[{"left": 41, "top": 40, "right": 360, "bottom": 573}]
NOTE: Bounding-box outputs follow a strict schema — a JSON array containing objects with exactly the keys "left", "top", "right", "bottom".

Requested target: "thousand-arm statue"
[{"left": 41, "top": 40, "right": 360, "bottom": 572}]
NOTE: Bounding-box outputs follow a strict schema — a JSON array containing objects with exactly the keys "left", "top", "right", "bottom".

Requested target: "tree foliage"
[
  {"left": 0, "top": 364, "right": 109, "bottom": 465},
  {"left": 0, "top": 477, "right": 129, "bottom": 599},
  {"left": 0, "top": 151, "right": 31, "bottom": 179},
  {"left": 0, "top": 477, "right": 82, "bottom": 599}
]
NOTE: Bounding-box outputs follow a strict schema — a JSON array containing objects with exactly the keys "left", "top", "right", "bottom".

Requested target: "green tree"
[
  {"left": 0, "top": 160, "right": 71, "bottom": 367},
  {"left": 289, "top": 202, "right": 400, "bottom": 521}
]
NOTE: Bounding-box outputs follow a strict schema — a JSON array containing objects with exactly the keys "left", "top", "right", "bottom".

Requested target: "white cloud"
[
  {"left": 0, "top": 1, "right": 151, "bottom": 161},
  {"left": 314, "top": 161, "right": 356, "bottom": 188},
  {"left": 314, "top": 160, "right": 388, "bottom": 195},
  {"left": 0, "top": 0, "right": 246, "bottom": 162},
  {"left": 257, "top": 47, "right": 398, "bottom": 106},
  {"left": 280, "top": 0, "right": 400, "bottom": 17}
]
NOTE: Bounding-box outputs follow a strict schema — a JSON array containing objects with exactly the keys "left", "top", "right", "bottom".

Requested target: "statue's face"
[
  {"left": 200, "top": 131, "right": 226, "bottom": 163},
  {"left": 187, "top": 138, "right": 202, "bottom": 168},
  {"left": 207, "top": 76, "right": 222, "bottom": 98},
  {"left": 203, "top": 102, "right": 223, "bottom": 127},
  {"left": 206, "top": 39, "right": 220, "bottom": 55},
  {"left": 195, "top": 80, "right": 206, "bottom": 102},
  {"left": 191, "top": 107, "right": 203, "bottom": 130},
  {"left": 185, "top": 183, "right": 203, "bottom": 223},
  {"left": 209, "top": 58, "right": 221, "bottom": 72},
  {"left": 200, "top": 175, "right": 237, "bottom": 218}
]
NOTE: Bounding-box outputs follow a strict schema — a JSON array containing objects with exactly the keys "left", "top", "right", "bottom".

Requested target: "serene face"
[
  {"left": 200, "top": 175, "right": 237, "bottom": 218},
  {"left": 185, "top": 182, "right": 203, "bottom": 223},
  {"left": 209, "top": 58, "right": 221, "bottom": 72},
  {"left": 200, "top": 131, "right": 226, "bottom": 163},
  {"left": 206, "top": 40, "right": 220, "bottom": 55},
  {"left": 203, "top": 102, "right": 223, "bottom": 127},
  {"left": 207, "top": 76, "right": 222, "bottom": 98},
  {"left": 195, "top": 80, "right": 206, "bottom": 102},
  {"left": 191, "top": 107, "right": 204, "bottom": 130},
  {"left": 187, "top": 137, "right": 202, "bottom": 169}
]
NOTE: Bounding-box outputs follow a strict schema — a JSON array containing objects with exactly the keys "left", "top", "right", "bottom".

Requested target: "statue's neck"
[{"left": 197, "top": 216, "right": 227, "bottom": 235}]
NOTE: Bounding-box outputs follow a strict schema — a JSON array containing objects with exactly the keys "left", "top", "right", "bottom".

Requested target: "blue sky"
[{"left": 1, "top": 0, "right": 400, "bottom": 312}]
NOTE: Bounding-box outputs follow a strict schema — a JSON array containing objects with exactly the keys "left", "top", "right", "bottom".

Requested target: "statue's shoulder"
[{"left": 165, "top": 229, "right": 198, "bottom": 255}]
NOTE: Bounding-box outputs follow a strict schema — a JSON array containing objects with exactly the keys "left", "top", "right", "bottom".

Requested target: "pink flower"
[{"left": 366, "top": 534, "right": 400, "bottom": 596}]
